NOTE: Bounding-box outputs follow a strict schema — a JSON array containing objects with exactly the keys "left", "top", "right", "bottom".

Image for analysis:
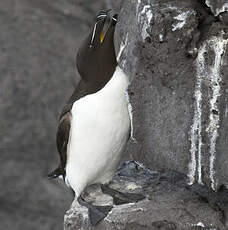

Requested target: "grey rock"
[
  {"left": 106, "top": 0, "right": 124, "bottom": 13},
  {"left": 64, "top": 161, "right": 228, "bottom": 230},
  {"left": 219, "top": 11, "right": 228, "bottom": 24},
  {"left": 114, "top": 0, "right": 228, "bottom": 190},
  {"left": 205, "top": 0, "right": 228, "bottom": 16}
]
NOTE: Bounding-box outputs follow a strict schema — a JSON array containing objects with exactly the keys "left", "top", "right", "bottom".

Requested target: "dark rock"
[
  {"left": 64, "top": 161, "right": 227, "bottom": 230},
  {"left": 114, "top": 0, "right": 228, "bottom": 190},
  {"left": 219, "top": 12, "right": 228, "bottom": 24}
]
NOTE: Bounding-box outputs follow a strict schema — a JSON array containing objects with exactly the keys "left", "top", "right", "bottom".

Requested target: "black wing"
[{"left": 48, "top": 112, "right": 71, "bottom": 179}]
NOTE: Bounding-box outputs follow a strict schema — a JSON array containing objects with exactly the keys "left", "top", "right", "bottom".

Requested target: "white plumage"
[{"left": 65, "top": 66, "right": 130, "bottom": 197}]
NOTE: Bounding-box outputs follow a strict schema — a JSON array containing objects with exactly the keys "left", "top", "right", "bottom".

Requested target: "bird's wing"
[
  {"left": 48, "top": 111, "right": 72, "bottom": 179},
  {"left": 56, "top": 112, "right": 72, "bottom": 175}
]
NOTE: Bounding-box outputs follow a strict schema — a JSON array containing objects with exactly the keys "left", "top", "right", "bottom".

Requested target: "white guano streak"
[
  {"left": 189, "top": 36, "right": 227, "bottom": 189},
  {"left": 117, "top": 35, "right": 135, "bottom": 141},
  {"left": 206, "top": 37, "right": 228, "bottom": 190},
  {"left": 137, "top": 5, "right": 153, "bottom": 40},
  {"left": 136, "top": 0, "right": 141, "bottom": 17},
  {"left": 196, "top": 222, "right": 205, "bottom": 227},
  {"left": 117, "top": 34, "right": 128, "bottom": 64},
  {"left": 172, "top": 11, "right": 190, "bottom": 31},
  {"left": 125, "top": 91, "right": 136, "bottom": 142},
  {"left": 188, "top": 43, "right": 205, "bottom": 185}
]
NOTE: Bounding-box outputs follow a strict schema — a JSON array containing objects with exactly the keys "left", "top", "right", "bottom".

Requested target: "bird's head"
[{"left": 76, "top": 11, "right": 118, "bottom": 85}]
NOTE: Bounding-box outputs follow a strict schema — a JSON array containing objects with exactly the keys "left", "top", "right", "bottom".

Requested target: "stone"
[
  {"left": 114, "top": 0, "right": 228, "bottom": 190},
  {"left": 64, "top": 161, "right": 228, "bottom": 230},
  {"left": 205, "top": 0, "right": 228, "bottom": 17},
  {"left": 106, "top": 0, "right": 124, "bottom": 13}
]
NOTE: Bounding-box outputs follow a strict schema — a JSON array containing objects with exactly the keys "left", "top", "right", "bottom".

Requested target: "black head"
[{"left": 76, "top": 11, "right": 118, "bottom": 86}]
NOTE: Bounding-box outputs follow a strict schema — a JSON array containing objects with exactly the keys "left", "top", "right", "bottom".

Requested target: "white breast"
[{"left": 66, "top": 66, "right": 130, "bottom": 197}]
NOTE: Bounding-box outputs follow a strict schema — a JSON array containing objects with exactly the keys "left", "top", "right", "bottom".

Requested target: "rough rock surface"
[
  {"left": 106, "top": 0, "right": 124, "bottom": 13},
  {"left": 64, "top": 161, "right": 228, "bottom": 230},
  {"left": 114, "top": 0, "right": 228, "bottom": 190},
  {"left": 205, "top": 0, "right": 228, "bottom": 16}
]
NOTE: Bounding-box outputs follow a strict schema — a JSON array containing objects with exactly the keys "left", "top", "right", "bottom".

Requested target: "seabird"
[{"left": 48, "top": 11, "right": 144, "bottom": 225}]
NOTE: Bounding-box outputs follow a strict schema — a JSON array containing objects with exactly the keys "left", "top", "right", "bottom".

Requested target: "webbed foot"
[{"left": 78, "top": 196, "right": 113, "bottom": 226}]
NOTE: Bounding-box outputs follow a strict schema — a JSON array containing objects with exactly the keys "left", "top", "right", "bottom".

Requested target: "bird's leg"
[
  {"left": 101, "top": 184, "right": 145, "bottom": 205},
  {"left": 77, "top": 195, "right": 113, "bottom": 226}
]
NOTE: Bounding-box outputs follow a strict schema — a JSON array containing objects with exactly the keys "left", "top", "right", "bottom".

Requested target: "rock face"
[
  {"left": 106, "top": 0, "right": 124, "bottom": 12},
  {"left": 114, "top": 0, "right": 228, "bottom": 190},
  {"left": 205, "top": 0, "right": 228, "bottom": 16},
  {"left": 64, "top": 161, "right": 228, "bottom": 230}
]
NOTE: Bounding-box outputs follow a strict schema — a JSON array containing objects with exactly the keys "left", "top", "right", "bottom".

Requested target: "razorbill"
[{"left": 48, "top": 11, "right": 143, "bottom": 225}]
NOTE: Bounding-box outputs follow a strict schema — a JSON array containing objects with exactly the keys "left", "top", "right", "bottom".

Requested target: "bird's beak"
[
  {"left": 100, "top": 13, "right": 118, "bottom": 44},
  {"left": 100, "top": 32, "right": 105, "bottom": 43},
  {"left": 90, "top": 11, "right": 118, "bottom": 47},
  {"left": 90, "top": 11, "right": 108, "bottom": 47},
  {"left": 99, "top": 19, "right": 111, "bottom": 43}
]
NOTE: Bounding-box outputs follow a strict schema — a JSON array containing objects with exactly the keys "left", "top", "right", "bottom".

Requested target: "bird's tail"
[{"left": 47, "top": 166, "right": 64, "bottom": 179}]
